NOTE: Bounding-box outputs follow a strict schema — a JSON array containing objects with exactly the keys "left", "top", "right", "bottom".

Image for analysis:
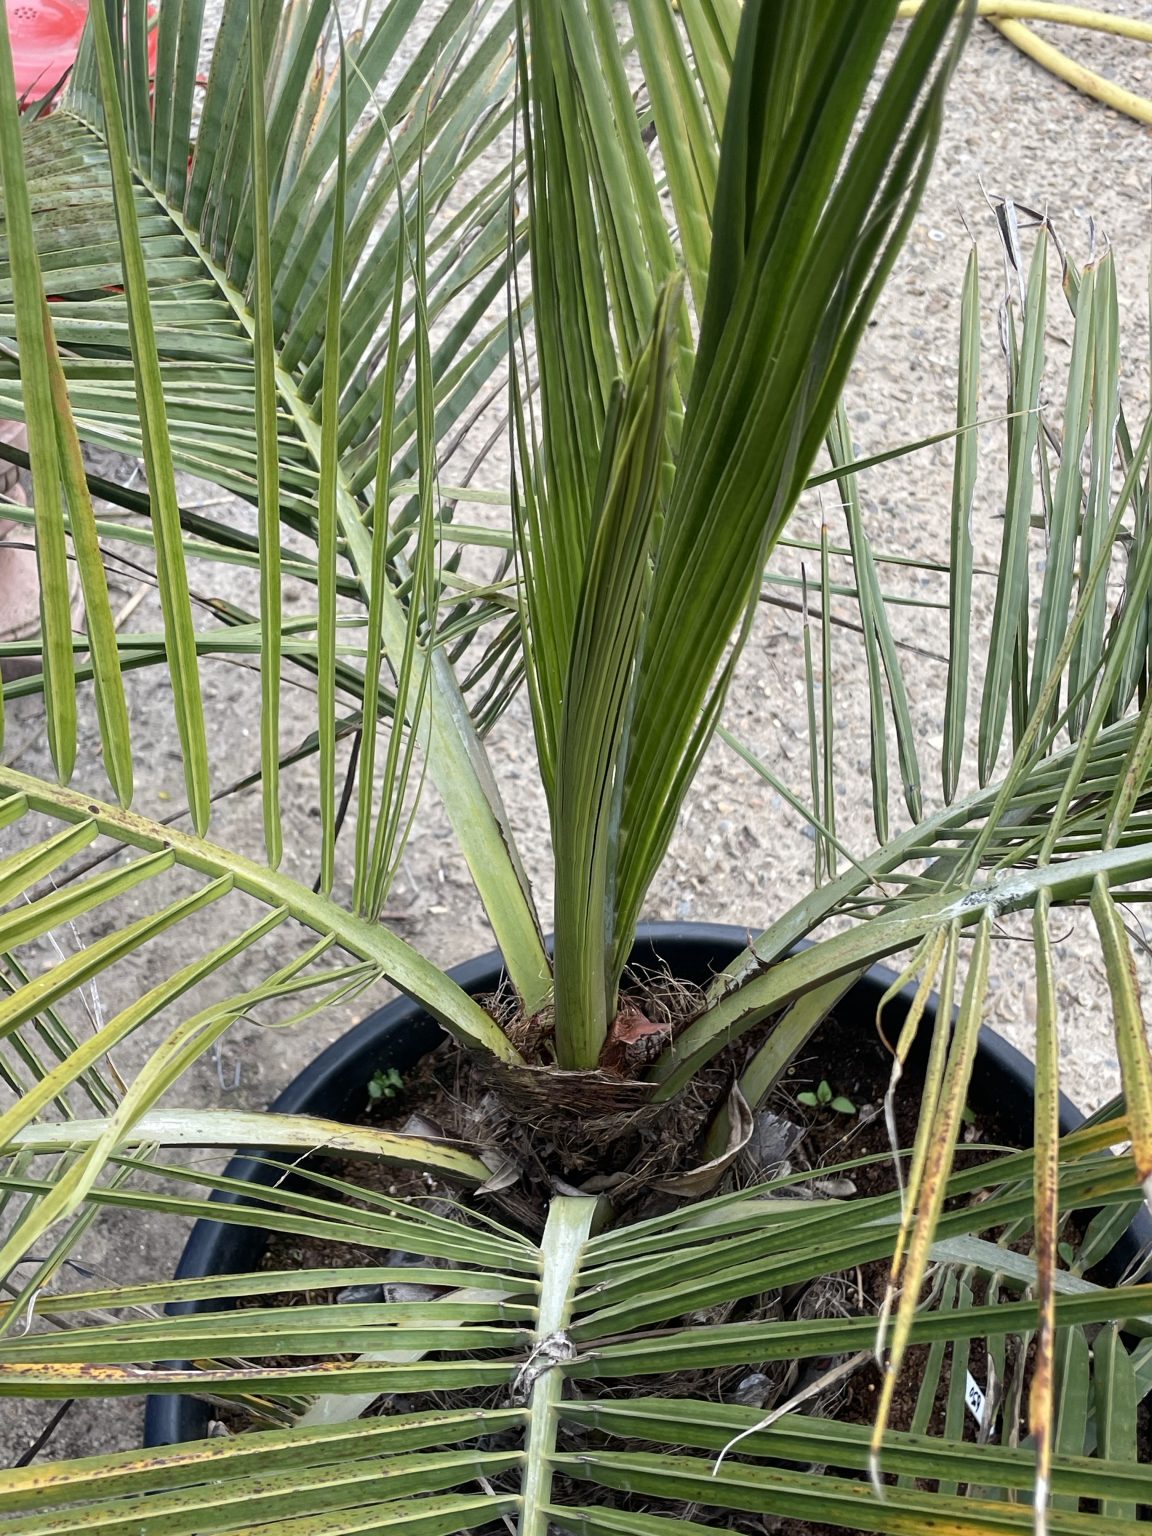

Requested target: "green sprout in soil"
[
  {"left": 367, "top": 1066, "right": 405, "bottom": 1104},
  {"left": 797, "top": 1079, "right": 856, "bottom": 1115}
]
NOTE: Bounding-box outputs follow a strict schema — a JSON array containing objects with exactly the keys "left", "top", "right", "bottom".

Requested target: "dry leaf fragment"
[
  {"left": 653, "top": 1086, "right": 754, "bottom": 1197},
  {"left": 611, "top": 1005, "right": 670, "bottom": 1044}
]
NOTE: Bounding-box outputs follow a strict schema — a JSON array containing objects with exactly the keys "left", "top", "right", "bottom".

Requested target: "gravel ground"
[{"left": 2, "top": 5, "right": 1152, "bottom": 1469}]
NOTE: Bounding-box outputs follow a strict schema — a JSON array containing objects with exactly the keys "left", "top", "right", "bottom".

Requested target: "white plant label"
[{"left": 964, "top": 1371, "right": 986, "bottom": 1425}]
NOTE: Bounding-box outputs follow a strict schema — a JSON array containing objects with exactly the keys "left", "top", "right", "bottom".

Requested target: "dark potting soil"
[
  {"left": 740, "top": 1012, "right": 1151, "bottom": 1535},
  {"left": 760, "top": 1020, "right": 1027, "bottom": 1536},
  {"left": 221, "top": 999, "right": 1145, "bottom": 1533}
]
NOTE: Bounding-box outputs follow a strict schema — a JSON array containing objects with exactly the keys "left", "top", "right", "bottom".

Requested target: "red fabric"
[{"left": 7, "top": 0, "right": 158, "bottom": 103}]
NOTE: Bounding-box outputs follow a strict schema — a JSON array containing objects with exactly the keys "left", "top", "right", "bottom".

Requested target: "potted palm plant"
[{"left": 1, "top": 0, "right": 1151, "bottom": 1531}]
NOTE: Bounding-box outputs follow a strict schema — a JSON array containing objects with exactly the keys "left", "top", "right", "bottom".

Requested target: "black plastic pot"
[{"left": 144, "top": 920, "right": 1147, "bottom": 1447}]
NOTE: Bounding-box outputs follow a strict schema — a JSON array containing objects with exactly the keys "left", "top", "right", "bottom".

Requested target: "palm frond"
[
  {"left": 549, "top": 281, "right": 682, "bottom": 1066},
  {"left": 0, "top": 793, "right": 536, "bottom": 1316},
  {"left": 2, "top": 1154, "right": 1148, "bottom": 1533},
  {"left": 0, "top": 773, "right": 517, "bottom": 1059},
  {"left": 702, "top": 227, "right": 1152, "bottom": 1162},
  {"left": 0, "top": 0, "right": 552, "bottom": 1004},
  {"left": 513, "top": 0, "right": 969, "bottom": 1064},
  {"left": 0, "top": 0, "right": 130, "bottom": 794}
]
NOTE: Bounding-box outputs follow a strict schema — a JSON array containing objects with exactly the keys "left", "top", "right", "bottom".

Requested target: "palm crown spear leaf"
[{"left": 2, "top": 1, "right": 1152, "bottom": 1532}]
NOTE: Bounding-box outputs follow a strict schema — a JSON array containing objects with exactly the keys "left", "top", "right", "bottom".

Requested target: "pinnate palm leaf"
[{"left": 0, "top": 0, "right": 552, "bottom": 1003}]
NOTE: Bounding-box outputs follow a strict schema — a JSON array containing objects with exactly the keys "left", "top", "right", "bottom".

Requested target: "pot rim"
[{"left": 144, "top": 920, "right": 1149, "bottom": 1448}]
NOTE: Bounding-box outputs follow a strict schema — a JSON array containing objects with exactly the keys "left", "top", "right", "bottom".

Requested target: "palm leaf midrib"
[{"left": 5, "top": 107, "right": 322, "bottom": 485}]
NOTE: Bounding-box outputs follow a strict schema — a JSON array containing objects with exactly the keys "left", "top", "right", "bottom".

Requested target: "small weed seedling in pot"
[
  {"left": 797, "top": 1080, "right": 857, "bottom": 1116},
  {"left": 366, "top": 1066, "right": 404, "bottom": 1106}
]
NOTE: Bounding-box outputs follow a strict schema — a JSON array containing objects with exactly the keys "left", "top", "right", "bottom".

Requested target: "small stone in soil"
[
  {"left": 745, "top": 1111, "right": 805, "bottom": 1177},
  {"left": 383, "top": 1282, "right": 441, "bottom": 1303},
  {"left": 336, "top": 1284, "right": 385, "bottom": 1304},
  {"left": 807, "top": 1176, "right": 856, "bottom": 1198},
  {"left": 400, "top": 1112, "right": 446, "bottom": 1139},
  {"left": 728, "top": 1371, "right": 774, "bottom": 1407}
]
